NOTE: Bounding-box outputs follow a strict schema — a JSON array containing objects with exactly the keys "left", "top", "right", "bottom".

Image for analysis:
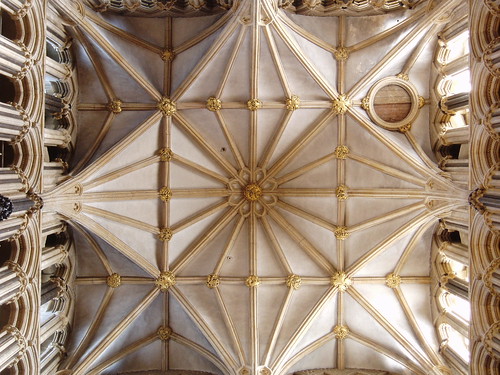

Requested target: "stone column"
[
  {"left": 0, "top": 168, "right": 25, "bottom": 194},
  {"left": 0, "top": 325, "right": 27, "bottom": 372},
  {"left": 439, "top": 241, "right": 469, "bottom": 266},
  {"left": 441, "top": 93, "right": 469, "bottom": 114},
  {"left": 40, "top": 314, "right": 68, "bottom": 345},
  {"left": 0, "top": 36, "right": 31, "bottom": 79},
  {"left": 40, "top": 343, "right": 65, "bottom": 375},
  {"left": 41, "top": 245, "right": 68, "bottom": 271},
  {"left": 0, "top": 102, "right": 31, "bottom": 142},
  {"left": 0, "top": 261, "right": 27, "bottom": 305},
  {"left": 441, "top": 126, "right": 470, "bottom": 145},
  {"left": 44, "top": 128, "right": 71, "bottom": 148}
]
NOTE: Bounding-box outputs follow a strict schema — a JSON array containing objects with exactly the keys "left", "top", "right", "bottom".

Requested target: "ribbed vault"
[{"left": 41, "top": 0, "right": 469, "bottom": 374}]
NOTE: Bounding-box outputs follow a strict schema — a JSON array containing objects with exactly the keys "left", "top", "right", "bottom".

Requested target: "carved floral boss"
[{"left": 228, "top": 169, "right": 278, "bottom": 216}]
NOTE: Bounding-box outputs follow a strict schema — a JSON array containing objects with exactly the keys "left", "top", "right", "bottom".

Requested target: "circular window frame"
[{"left": 365, "top": 76, "right": 420, "bottom": 131}]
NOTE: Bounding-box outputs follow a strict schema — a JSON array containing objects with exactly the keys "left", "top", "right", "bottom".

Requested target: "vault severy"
[{"left": 42, "top": 0, "right": 469, "bottom": 374}]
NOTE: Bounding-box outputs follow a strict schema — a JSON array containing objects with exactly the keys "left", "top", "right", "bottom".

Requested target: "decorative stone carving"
[
  {"left": 157, "top": 326, "right": 172, "bottom": 341},
  {"left": 158, "top": 98, "right": 177, "bottom": 116},
  {"left": 159, "top": 228, "right": 173, "bottom": 242},
  {"left": 332, "top": 95, "right": 352, "bottom": 115},
  {"left": 333, "top": 324, "right": 349, "bottom": 339},
  {"left": 331, "top": 272, "right": 352, "bottom": 291},
  {"left": 334, "top": 226, "right": 349, "bottom": 240},
  {"left": 159, "top": 147, "right": 173, "bottom": 162},
  {"left": 334, "top": 46, "right": 349, "bottom": 61},
  {"left": 106, "top": 273, "right": 121, "bottom": 288},
  {"left": 206, "top": 274, "right": 220, "bottom": 289},
  {"left": 334, "top": 145, "right": 349, "bottom": 159},
  {"left": 244, "top": 184, "right": 263, "bottom": 202},
  {"left": 159, "top": 187, "right": 172, "bottom": 202},
  {"left": 286, "top": 274, "right": 302, "bottom": 290},
  {"left": 285, "top": 95, "right": 300, "bottom": 111},
  {"left": 156, "top": 271, "right": 176, "bottom": 291},
  {"left": 161, "top": 49, "right": 175, "bottom": 62},
  {"left": 245, "top": 275, "right": 260, "bottom": 288},
  {"left": 336, "top": 185, "right": 348, "bottom": 201},
  {"left": 207, "top": 97, "right": 222, "bottom": 112},
  {"left": 385, "top": 273, "right": 401, "bottom": 288},
  {"left": 107, "top": 99, "right": 122, "bottom": 114},
  {"left": 247, "top": 99, "right": 262, "bottom": 111}
]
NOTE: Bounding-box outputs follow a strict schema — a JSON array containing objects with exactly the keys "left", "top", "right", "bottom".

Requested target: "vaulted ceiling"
[{"left": 46, "top": 1, "right": 468, "bottom": 374}]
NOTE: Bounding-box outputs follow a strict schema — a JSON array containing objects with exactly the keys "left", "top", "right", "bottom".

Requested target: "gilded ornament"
[
  {"left": 239, "top": 368, "right": 250, "bottom": 375},
  {"left": 206, "top": 96, "right": 222, "bottom": 112},
  {"left": 385, "top": 273, "right": 401, "bottom": 288},
  {"left": 333, "top": 324, "right": 349, "bottom": 339},
  {"left": 361, "top": 96, "right": 370, "bottom": 111},
  {"left": 285, "top": 95, "right": 300, "bottom": 111},
  {"left": 398, "top": 123, "right": 412, "bottom": 133},
  {"left": 334, "top": 226, "right": 349, "bottom": 240},
  {"left": 286, "top": 274, "right": 302, "bottom": 290},
  {"left": 159, "top": 147, "right": 173, "bottom": 162},
  {"left": 247, "top": 99, "right": 263, "bottom": 111},
  {"left": 334, "top": 46, "right": 349, "bottom": 61},
  {"left": 336, "top": 185, "right": 348, "bottom": 201},
  {"left": 330, "top": 271, "right": 352, "bottom": 291},
  {"left": 161, "top": 49, "right": 175, "bottom": 62},
  {"left": 259, "top": 367, "right": 272, "bottom": 375},
  {"left": 159, "top": 187, "right": 172, "bottom": 202},
  {"left": 396, "top": 73, "right": 409, "bottom": 81},
  {"left": 334, "top": 145, "right": 349, "bottom": 159},
  {"left": 157, "top": 326, "right": 172, "bottom": 341},
  {"left": 206, "top": 274, "right": 220, "bottom": 289},
  {"left": 246, "top": 275, "right": 261, "bottom": 288},
  {"left": 107, "top": 99, "right": 122, "bottom": 114},
  {"left": 418, "top": 96, "right": 425, "bottom": 108},
  {"left": 156, "top": 271, "right": 176, "bottom": 291},
  {"left": 106, "top": 273, "right": 121, "bottom": 288},
  {"left": 332, "top": 95, "right": 352, "bottom": 115},
  {"left": 244, "top": 184, "right": 263, "bottom": 202},
  {"left": 158, "top": 98, "right": 177, "bottom": 116},
  {"left": 159, "top": 227, "right": 173, "bottom": 242}
]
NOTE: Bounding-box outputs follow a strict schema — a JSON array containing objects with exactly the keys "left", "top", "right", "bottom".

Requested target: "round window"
[{"left": 364, "top": 77, "right": 420, "bottom": 131}]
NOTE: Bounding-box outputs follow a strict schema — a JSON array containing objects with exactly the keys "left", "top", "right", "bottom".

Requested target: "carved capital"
[
  {"left": 468, "top": 187, "right": 486, "bottom": 213},
  {"left": 4, "top": 325, "right": 27, "bottom": 365},
  {"left": 4, "top": 260, "right": 28, "bottom": 303}
]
